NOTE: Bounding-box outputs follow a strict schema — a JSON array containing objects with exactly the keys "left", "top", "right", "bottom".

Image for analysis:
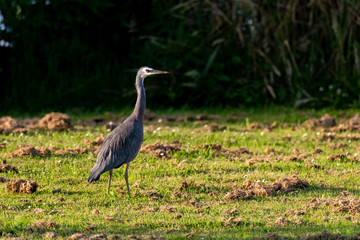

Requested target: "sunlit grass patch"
[{"left": 1, "top": 110, "right": 360, "bottom": 239}]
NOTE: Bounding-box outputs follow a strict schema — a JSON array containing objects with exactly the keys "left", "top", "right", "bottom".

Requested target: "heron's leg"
[
  {"left": 107, "top": 170, "right": 113, "bottom": 193},
  {"left": 125, "top": 162, "right": 130, "bottom": 195}
]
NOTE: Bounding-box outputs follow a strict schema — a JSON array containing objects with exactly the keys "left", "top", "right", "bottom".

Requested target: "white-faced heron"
[{"left": 87, "top": 66, "right": 169, "bottom": 194}]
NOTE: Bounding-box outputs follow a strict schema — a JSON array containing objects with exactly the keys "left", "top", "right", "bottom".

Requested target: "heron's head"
[{"left": 137, "top": 66, "right": 169, "bottom": 79}]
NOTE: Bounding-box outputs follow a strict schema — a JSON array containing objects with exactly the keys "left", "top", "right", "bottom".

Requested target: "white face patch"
[{"left": 142, "top": 67, "right": 154, "bottom": 77}]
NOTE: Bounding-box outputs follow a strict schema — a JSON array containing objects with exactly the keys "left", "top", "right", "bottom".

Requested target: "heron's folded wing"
[{"left": 92, "top": 120, "right": 139, "bottom": 174}]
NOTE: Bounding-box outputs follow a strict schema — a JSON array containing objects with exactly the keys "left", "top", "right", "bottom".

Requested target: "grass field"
[{"left": 1, "top": 108, "right": 360, "bottom": 239}]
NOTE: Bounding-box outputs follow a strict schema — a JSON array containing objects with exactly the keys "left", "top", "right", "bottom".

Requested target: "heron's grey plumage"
[{"left": 87, "top": 66, "right": 168, "bottom": 194}]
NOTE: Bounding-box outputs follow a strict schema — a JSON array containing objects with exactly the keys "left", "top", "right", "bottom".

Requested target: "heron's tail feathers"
[{"left": 87, "top": 168, "right": 102, "bottom": 183}]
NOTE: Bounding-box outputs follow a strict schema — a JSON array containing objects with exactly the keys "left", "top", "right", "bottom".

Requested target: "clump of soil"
[
  {"left": 219, "top": 217, "right": 243, "bottom": 226},
  {"left": 0, "top": 176, "right": 9, "bottom": 183},
  {"left": 223, "top": 175, "right": 310, "bottom": 201},
  {"left": 246, "top": 155, "right": 272, "bottom": 165},
  {"left": 320, "top": 114, "right": 337, "bottom": 127},
  {"left": 0, "top": 164, "right": 18, "bottom": 173},
  {"left": 140, "top": 141, "right": 181, "bottom": 158},
  {"left": 44, "top": 231, "right": 59, "bottom": 239},
  {"left": 69, "top": 233, "right": 88, "bottom": 239},
  {"left": 19, "top": 118, "right": 41, "bottom": 129},
  {"left": 313, "top": 148, "right": 323, "bottom": 154},
  {"left": 139, "top": 190, "right": 161, "bottom": 197},
  {"left": 50, "top": 146, "right": 88, "bottom": 156},
  {"left": 83, "top": 136, "right": 105, "bottom": 146},
  {"left": 83, "top": 136, "right": 105, "bottom": 154},
  {"left": 274, "top": 217, "right": 291, "bottom": 226},
  {"left": 246, "top": 154, "right": 307, "bottom": 166},
  {"left": 144, "top": 110, "right": 158, "bottom": 121},
  {"left": 302, "top": 114, "right": 337, "bottom": 129},
  {"left": 38, "top": 112, "right": 72, "bottom": 130},
  {"left": 272, "top": 175, "right": 310, "bottom": 191},
  {"left": 0, "top": 116, "right": 18, "bottom": 132},
  {"left": 5, "top": 146, "right": 51, "bottom": 157},
  {"left": 160, "top": 205, "right": 177, "bottom": 213},
  {"left": 33, "top": 208, "right": 46, "bottom": 215},
  {"left": 319, "top": 132, "right": 360, "bottom": 141},
  {"left": 205, "top": 123, "right": 227, "bottom": 132},
  {"left": 333, "top": 114, "right": 360, "bottom": 132},
  {"left": 248, "top": 122, "right": 261, "bottom": 130},
  {"left": 309, "top": 193, "right": 360, "bottom": 215},
  {"left": 329, "top": 143, "right": 347, "bottom": 149},
  {"left": 224, "top": 208, "right": 238, "bottom": 216},
  {"left": 177, "top": 180, "right": 194, "bottom": 191},
  {"left": 0, "top": 143, "right": 6, "bottom": 149},
  {"left": 265, "top": 232, "right": 287, "bottom": 240},
  {"left": 6, "top": 179, "right": 38, "bottom": 193},
  {"left": 198, "top": 143, "right": 250, "bottom": 157},
  {"left": 264, "top": 147, "right": 275, "bottom": 154},
  {"left": 284, "top": 155, "right": 303, "bottom": 162},
  {"left": 302, "top": 230, "right": 344, "bottom": 240},
  {"left": 162, "top": 113, "right": 219, "bottom": 122},
  {"left": 25, "top": 220, "right": 57, "bottom": 233},
  {"left": 326, "top": 154, "right": 346, "bottom": 161}
]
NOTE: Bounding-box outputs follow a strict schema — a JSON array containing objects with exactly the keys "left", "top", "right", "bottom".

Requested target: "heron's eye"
[{"left": 145, "top": 69, "right": 150, "bottom": 73}]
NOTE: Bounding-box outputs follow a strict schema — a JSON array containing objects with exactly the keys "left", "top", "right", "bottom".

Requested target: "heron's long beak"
[{"left": 150, "top": 69, "right": 169, "bottom": 75}]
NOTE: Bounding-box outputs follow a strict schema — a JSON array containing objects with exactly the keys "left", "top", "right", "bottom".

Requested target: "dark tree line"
[{"left": 1, "top": 0, "right": 359, "bottom": 112}]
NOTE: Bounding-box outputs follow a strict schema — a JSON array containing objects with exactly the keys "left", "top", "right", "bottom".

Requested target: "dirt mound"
[
  {"left": 139, "top": 190, "right": 161, "bottom": 197},
  {"left": 6, "top": 179, "right": 38, "bottom": 193},
  {"left": 198, "top": 143, "right": 250, "bottom": 157},
  {"left": 44, "top": 231, "right": 59, "bottom": 239},
  {"left": 158, "top": 113, "right": 221, "bottom": 123},
  {"left": 265, "top": 232, "right": 287, "bottom": 240},
  {"left": 319, "top": 132, "right": 360, "bottom": 141},
  {"left": 0, "top": 116, "right": 18, "bottom": 132},
  {"left": 5, "top": 146, "right": 51, "bottom": 157},
  {"left": 140, "top": 141, "right": 181, "bottom": 158},
  {"left": 326, "top": 154, "right": 346, "bottom": 161},
  {"left": 223, "top": 175, "right": 310, "bottom": 201},
  {"left": 333, "top": 114, "right": 360, "bottom": 132},
  {"left": 301, "top": 230, "right": 344, "bottom": 240},
  {"left": 69, "top": 233, "right": 88, "bottom": 239},
  {"left": 309, "top": 193, "right": 360, "bottom": 215},
  {"left": 302, "top": 114, "right": 337, "bottom": 129},
  {"left": 272, "top": 175, "right": 310, "bottom": 191},
  {"left": 329, "top": 143, "right": 347, "bottom": 149},
  {"left": 84, "top": 136, "right": 105, "bottom": 146},
  {"left": 5, "top": 145, "right": 88, "bottom": 157},
  {"left": 274, "top": 217, "right": 291, "bottom": 226},
  {"left": 0, "top": 164, "right": 18, "bottom": 173},
  {"left": 246, "top": 154, "right": 308, "bottom": 166},
  {"left": 83, "top": 136, "right": 105, "bottom": 154},
  {"left": 144, "top": 110, "right": 158, "bottom": 121},
  {"left": 50, "top": 146, "right": 88, "bottom": 156},
  {"left": 25, "top": 220, "right": 57, "bottom": 233},
  {"left": 177, "top": 180, "right": 195, "bottom": 191},
  {"left": 19, "top": 118, "right": 41, "bottom": 129},
  {"left": 38, "top": 112, "right": 72, "bottom": 130},
  {"left": 205, "top": 123, "right": 227, "bottom": 132},
  {"left": 219, "top": 217, "right": 243, "bottom": 226},
  {"left": 0, "top": 176, "right": 9, "bottom": 183}
]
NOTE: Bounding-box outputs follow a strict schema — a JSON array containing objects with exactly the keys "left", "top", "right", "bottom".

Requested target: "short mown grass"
[{"left": 1, "top": 108, "right": 360, "bottom": 239}]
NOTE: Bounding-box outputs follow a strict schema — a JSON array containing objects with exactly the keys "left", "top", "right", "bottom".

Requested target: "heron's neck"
[{"left": 133, "top": 77, "right": 146, "bottom": 121}]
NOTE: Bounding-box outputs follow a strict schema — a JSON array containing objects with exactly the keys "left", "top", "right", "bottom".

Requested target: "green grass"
[{"left": 1, "top": 109, "right": 360, "bottom": 239}]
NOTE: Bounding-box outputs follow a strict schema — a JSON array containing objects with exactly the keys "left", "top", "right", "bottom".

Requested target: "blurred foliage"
[{"left": 0, "top": 0, "right": 360, "bottom": 112}]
